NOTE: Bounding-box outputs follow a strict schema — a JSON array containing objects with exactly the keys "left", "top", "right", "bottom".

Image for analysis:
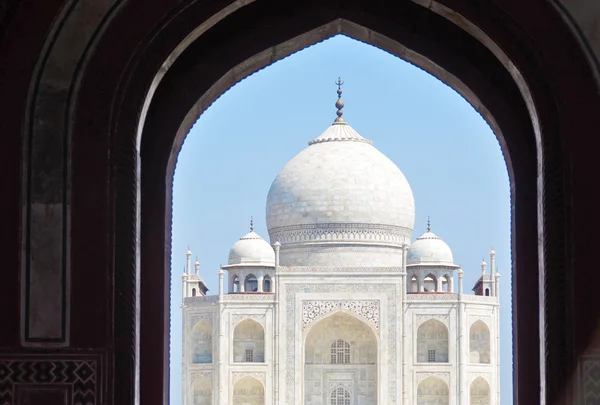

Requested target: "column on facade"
[
  {"left": 458, "top": 269, "right": 467, "bottom": 405},
  {"left": 239, "top": 278, "right": 245, "bottom": 293},
  {"left": 419, "top": 276, "right": 425, "bottom": 292},
  {"left": 218, "top": 270, "right": 225, "bottom": 404},
  {"left": 436, "top": 276, "right": 443, "bottom": 292},
  {"left": 401, "top": 243, "right": 409, "bottom": 405},
  {"left": 495, "top": 272, "right": 501, "bottom": 405},
  {"left": 258, "top": 275, "right": 264, "bottom": 292},
  {"left": 273, "top": 242, "right": 281, "bottom": 405},
  {"left": 490, "top": 249, "right": 496, "bottom": 297},
  {"left": 448, "top": 276, "right": 454, "bottom": 293}
]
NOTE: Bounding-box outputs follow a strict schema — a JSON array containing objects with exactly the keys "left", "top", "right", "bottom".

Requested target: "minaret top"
[
  {"left": 333, "top": 77, "right": 345, "bottom": 124},
  {"left": 186, "top": 246, "right": 192, "bottom": 256}
]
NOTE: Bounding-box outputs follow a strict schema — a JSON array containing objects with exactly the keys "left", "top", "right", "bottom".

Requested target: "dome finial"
[
  {"left": 427, "top": 216, "right": 431, "bottom": 232},
  {"left": 250, "top": 216, "right": 254, "bottom": 232},
  {"left": 334, "top": 77, "right": 345, "bottom": 124}
]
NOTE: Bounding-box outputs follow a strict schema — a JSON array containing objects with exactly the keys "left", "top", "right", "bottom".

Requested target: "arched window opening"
[
  {"left": 191, "top": 320, "right": 213, "bottom": 364},
  {"left": 470, "top": 320, "right": 491, "bottom": 363},
  {"left": 442, "top": 274, "right": 452, "bottom": 292},
  {"left": 470, "top": 377, "right": 491, "bottom": 405},
  {"left": 424, "top": 274, "right": 437, "bottom": 292},
  {"left": 417, "top": 377, "right": 449, "bottom": 405},
  {"left": 232, "top": 275, "right": 240, "bottom": 293},
  {"left": 330, "top": 387, "right": 351, "bottom": 405},
  {"left": 485, "top": 288, "right": 490, "bottom": 296},
  {"left": 192, "top": 288, "right": 196, "bottom": 297},
  {"left": 245, "top": 274, "right": 258, "bottom": 292},
  {"left": 417, "top": 319, "right": 449, "bottom": 362},
  {"left": 263, "top": 276, "right": 271, "bottom": 293},
  {"left": 330, "top": 339, "right": 351, "bottom": 364},
  {"left": 410, "top": 275, "right": 418, "bottom": 293},
  {"left": 233, "top": 319, "right": 265, "bottom": 362}
]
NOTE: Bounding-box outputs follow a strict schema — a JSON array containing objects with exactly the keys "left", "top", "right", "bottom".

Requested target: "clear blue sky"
[{"left": 170, "top": 35, "right": 512, "bottom": 404}]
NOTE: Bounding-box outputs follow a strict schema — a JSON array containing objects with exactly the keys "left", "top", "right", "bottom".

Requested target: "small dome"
[
  {"left": 228, "top": 231, "right": 275, "bottom": 266},
  {"left": 407, "top": 231, "right": 455, "bottom": 266}
]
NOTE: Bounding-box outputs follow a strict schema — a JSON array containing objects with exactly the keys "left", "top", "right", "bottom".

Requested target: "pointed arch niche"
[
  {"left": 304, "top": 311, "right": 378, "bottom": 405},
  {"left": 417, "top": 376, "right": 449, "bottom": 405},
  {"left": 470, "top": 376, "right": 491, "bottom": 405},
  {"left": 417, "top": 319, "right": 449, "bottom": 363},
  {"left": 191, "top": 376, "right": 212, "bottom": 405},
  {"left": 232, "top": 376, "right": 264, "bottom": 405},
  {"left": 191, "top": 320, "right": 213, "bottom": 364},
  {"left": 470, "top": 320, "right": 491, "bottom": 364},
  {"left": 233, "top": 319, "right": 265, "bottom": 362}
]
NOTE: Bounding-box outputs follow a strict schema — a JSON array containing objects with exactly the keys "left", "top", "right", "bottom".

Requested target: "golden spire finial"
[
  {"left": 334, "top": 77, "right": 345, "bottom": 123},
  {"left": 427, "top": 216, "right": 431, "bottom": 232},
  {"left": 250, "top": 216, "right": 254, "bottom": 232}
]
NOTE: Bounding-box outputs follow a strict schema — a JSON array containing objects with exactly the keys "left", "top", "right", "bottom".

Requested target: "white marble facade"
[{"left": 181, "top": 90, "right": 499, "bottom": 405}]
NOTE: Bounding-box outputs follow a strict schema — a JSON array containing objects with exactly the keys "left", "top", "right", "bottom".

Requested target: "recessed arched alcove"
[
  {"left": 470, "top": 377, "right": 491, "bottom": 405},
  {"left": 232, "top": 376, "right": 265, "bottom": 405},
  {"left": 233, "top": 319, "right": 265, "bottom": 363},
  {"left": 417, "top": 319, "right": 449, "bottom": 363},
  {"left": 417, "top": 376, "right": 449, "bottom": 405},
  {"left": 191, "top": 376, "right": 213, "bottom": 405},
  {"left": 190, "top": 320, "right": 213, "bottom": 364},
  {"left": 304, "top": 311, "right": 378, "bottom": 405}
]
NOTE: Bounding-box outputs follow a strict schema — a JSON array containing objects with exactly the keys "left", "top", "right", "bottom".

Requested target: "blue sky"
[{"left": 170, "top": 35, "right": 512, "bottom": 404}]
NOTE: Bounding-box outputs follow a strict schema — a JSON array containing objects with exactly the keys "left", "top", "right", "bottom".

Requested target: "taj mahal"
[{"left": 180, "top": 81, "right": 500, "bottom": 405}]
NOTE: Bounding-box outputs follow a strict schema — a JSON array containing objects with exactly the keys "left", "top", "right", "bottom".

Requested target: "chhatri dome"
[
  {"left": 266, "top": 79, "right": 415, "bottom": 266},
  {"left": 227, "top": 218, "right": 275, "bottom": 266},
  {"left": 407, "top": 217, "right": 456, "bottom": 266}
]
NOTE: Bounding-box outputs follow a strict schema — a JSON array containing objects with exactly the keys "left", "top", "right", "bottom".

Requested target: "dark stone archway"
[{"left": 1, "top": 1, "right": 599, "bottom": 405}]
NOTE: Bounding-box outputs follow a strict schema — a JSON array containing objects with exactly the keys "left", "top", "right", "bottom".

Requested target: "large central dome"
[{"left": 265, "top": 83, "right": 415, "bottom": 266}]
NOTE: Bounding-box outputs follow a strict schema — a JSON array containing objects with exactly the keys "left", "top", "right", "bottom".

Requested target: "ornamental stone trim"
[
  {"left": 190, "top": 371, "right": 213, "bottom": 382},
  {"left": 188, "top": 313, "right": 214, "bottom": 327},
  {"left": 415, "top": 314, "right": 450, "bottom": 328},
  {"left": 232, "top": 314, "right": 266, "bottom": 326},
  {"left": 269, "top": 223, "right": 412, "bottom": 245},
  {"left": 416, "top": 372, "right": 450, "bottom": 384},
  {"left": 328, "top": 381, "right": 353, "bottom": 393},
  {"left": 302, "top": 300, "right": 380, "bottom": 332},
  {"left": 232, "top": 371, "right": 266, "bottom": 386},
  {"left": 280, "top": 266, "right": 402, "bottom": 273},
  {"left": 223, "top": 294, "right": 274, "bottom": 301},
  {"left": 285, "top": 283, "right": 397, "bottom": 405},
  {"left": 469, "top": 372, "right": 491, "bottom": 385},
  {"left": 185, "top": 295, "right": 219, "bottom": 303},
  {"left": 280, "top": 245, "right": 405, "bottom": 254},
  {"left": 406, "top": 294, "right": 458, "bottom": 301},
  {"left": 580, "top": 355, "right": 600, "bottom": 404}
]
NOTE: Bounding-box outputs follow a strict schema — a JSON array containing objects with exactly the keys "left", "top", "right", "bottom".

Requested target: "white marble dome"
[
  {"left": 407, "top": 231, "right": 455, "bottom": 266},
  {"left": 265, "top": 114, "right": 415, "bottom": 266},
  {"left": 228, "top": 230, "right": 275, "bottom": 266},
  {"left": 267, "top": 122, "right": 414, "bottom": 236}
]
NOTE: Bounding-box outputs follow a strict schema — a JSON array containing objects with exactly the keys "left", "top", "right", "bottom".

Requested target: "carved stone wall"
[
  {"left": 302, "top": 300, "right": 380, "bottom": 332},
  {"left": 231, "top": 314, "right": 266, "bottom": 327},
  {"left": 579, "top": 354, "right": 600, "bottom": 404},
  {"left": 285, "top": 283, "right": 397, "bottom": 405},
  {"left": 0, "top": 354, "right": 102, "bottom": 405}
]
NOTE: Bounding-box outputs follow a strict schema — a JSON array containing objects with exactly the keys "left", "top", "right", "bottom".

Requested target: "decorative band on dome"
[{"left": 268, "top": 222, "right": 412, "bottom": 246}]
